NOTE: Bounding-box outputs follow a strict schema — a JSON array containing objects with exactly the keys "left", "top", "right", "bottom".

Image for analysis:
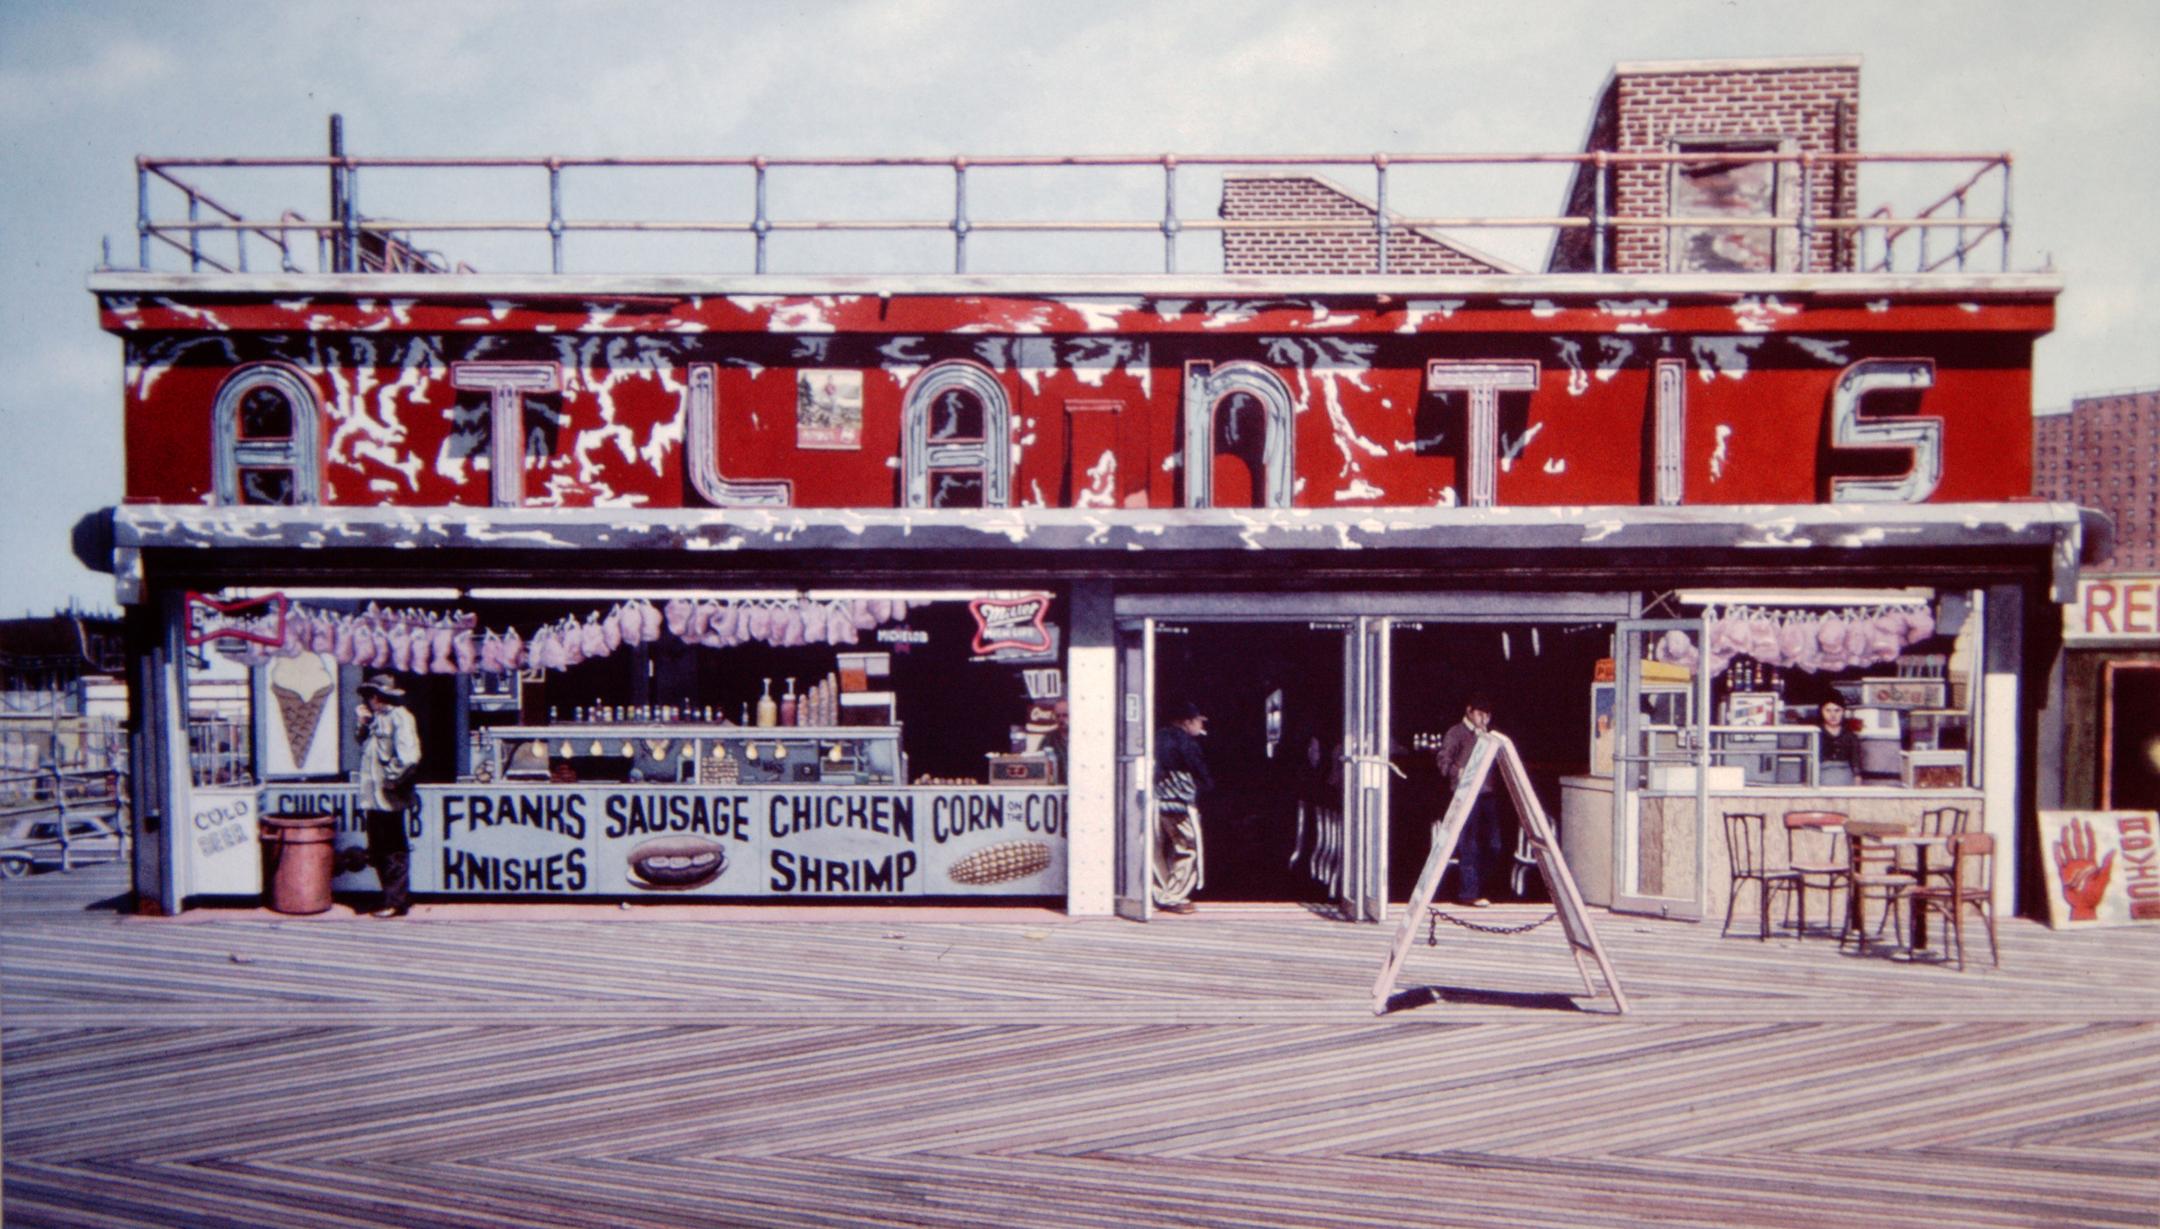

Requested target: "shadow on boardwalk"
[{"left": 6, "top": 865, "right": 2158, "bottom": 1227}]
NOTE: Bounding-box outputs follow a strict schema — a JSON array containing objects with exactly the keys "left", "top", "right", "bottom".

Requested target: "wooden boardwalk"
[{"left": 6, "top": 868, "right": 2159, "bottom": 1228}]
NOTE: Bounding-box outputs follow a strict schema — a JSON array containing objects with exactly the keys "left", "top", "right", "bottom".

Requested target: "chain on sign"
[{"left": 1427, "top": 908, "right": 1559, "bottom": 944}]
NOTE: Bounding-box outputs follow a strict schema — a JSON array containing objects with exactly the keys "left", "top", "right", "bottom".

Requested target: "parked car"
[
  {"left": 1, "top": 769, "right": 128, "bottom": 877},
  {"left": 0, "top": 811, "right": 127, "bottom": 877}
]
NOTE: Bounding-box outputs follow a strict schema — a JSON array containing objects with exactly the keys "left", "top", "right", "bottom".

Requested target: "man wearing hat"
[
  {"left": 1153, "top": 699, "right": 1213, "bottom": 914},
  {"left": 354, "top": 673, "right": 420, "bottom": 918}
]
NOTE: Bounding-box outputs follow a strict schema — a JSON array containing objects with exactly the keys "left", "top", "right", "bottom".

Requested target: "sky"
[{"left": 4, "top": 0, "right": 2159, "bottom": 617}]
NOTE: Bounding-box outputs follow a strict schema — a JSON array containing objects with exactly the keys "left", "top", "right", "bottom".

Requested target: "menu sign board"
[{"left": 258, "top": 784, "right": 1067, "bottom": 899}]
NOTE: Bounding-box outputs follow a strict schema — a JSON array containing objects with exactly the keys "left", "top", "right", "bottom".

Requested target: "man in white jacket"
[{"left": 354, "top": 673, "right": 420, "bottom": 918}]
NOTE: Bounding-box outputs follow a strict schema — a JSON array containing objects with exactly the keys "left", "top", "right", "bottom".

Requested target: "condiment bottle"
[
  {"left": 756, "top": 678, "right": 779, "bottom": 728},
  {"left": 779, "top": 677, "right": 799, "bottom": 727}
]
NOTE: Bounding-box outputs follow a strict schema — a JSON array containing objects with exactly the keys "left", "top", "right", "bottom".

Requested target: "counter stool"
[{"left": 1781, "top": 811, "right": 1849, "bottom": 940}]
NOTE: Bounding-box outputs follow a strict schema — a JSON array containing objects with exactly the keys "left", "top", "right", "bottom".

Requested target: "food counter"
[{"left": 1559, "top": 776, "right": 1984, "bottom": 909}]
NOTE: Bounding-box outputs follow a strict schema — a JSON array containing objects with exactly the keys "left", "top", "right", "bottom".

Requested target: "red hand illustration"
[{"left": 2052, "top": 817, "right": 2116, "bottom": 922}]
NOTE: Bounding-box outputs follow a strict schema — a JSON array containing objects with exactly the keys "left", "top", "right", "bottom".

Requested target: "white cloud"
[{"left": 0, "top": 38, "right": 174, "bottom": 125}]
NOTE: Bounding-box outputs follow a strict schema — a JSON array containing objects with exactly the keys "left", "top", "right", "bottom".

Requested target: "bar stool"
[{"left": 1781, "top": 811, "right": 1848, "bottom": 940}]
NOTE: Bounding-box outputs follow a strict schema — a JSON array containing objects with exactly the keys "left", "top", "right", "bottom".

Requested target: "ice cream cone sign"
[{"left": 268, "top": 652, "right": 337, "bottom": 769}]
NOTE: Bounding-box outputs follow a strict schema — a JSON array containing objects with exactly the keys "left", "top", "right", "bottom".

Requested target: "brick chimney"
[{"left": 1548, "top": 57, "right": 1861, "bottom": 274}]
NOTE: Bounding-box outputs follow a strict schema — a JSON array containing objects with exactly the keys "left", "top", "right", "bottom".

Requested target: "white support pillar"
[
  {"left": 1064, "top": 582, "right": 1116, "bottom": 915},
  {"left": 1984, "top": 671, "right": 2019, "bottom": 910},
  {"left": 145, "top": 590, "right": 193, "bottom": 911}
]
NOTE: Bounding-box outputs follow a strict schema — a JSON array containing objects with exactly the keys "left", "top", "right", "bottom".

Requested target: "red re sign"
[{"left": 2068, "top": 576, "right": 2160, "bottom": 642}]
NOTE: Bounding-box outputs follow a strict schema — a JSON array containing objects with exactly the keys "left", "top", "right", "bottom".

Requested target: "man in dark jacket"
[
  {"left": 1435, "top": 696, "right": 1501, "bottom": 907},
  {"left": 1153, "top": 700, "right": 1213, "bottom": 914}
]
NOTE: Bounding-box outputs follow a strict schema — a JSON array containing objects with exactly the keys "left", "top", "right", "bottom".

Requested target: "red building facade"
[{"left": 84, "top": 58, "right": 2096, "bottom": 925}]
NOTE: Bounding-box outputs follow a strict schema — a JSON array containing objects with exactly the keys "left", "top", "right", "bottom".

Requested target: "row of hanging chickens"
[
  {"left": 222, "top": 597, "right": 915, "bottom": 675},
  {"left": 1654, "top": 605, "right": 1938, "bottom": 677}
]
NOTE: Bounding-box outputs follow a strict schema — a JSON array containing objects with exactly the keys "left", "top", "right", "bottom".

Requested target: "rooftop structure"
[{"left": 125, "top": 59, "right": 2009, "bottom": 283}]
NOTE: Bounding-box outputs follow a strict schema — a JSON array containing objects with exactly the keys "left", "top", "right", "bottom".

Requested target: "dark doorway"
[
  {"left": 1152, "top": 622, "right": 1345, "bottom": 904},
  {"left": 2104, "top": 661, "right": 2160, "bottom": 810},
  {"left": 1387, "top": 622, "right": 1606, "bottom": 903}
]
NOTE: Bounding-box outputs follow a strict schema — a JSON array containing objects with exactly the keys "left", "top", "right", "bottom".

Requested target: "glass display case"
[
  {"left": 1708, "top": 726, "right": 1818, "bottom": 786},
  {"left": 480, "top": 724, "right": 904, "bottom": 787}
]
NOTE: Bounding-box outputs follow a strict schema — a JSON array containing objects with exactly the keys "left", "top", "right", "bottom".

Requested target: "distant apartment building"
[{"left": 2035, "top": 388, "right": 2160, "bottom": 570}]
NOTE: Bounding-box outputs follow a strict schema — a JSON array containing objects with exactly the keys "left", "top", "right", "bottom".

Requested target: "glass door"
[
  {"left": 1114, "top": 620, "right": 1154, "bottom": 921},
  {"left": 1341, "top": 616, "right": 1393, "bottom": 922},
  {"left": 1609, "top": 618, "right": 1712, "bottom": 919}
]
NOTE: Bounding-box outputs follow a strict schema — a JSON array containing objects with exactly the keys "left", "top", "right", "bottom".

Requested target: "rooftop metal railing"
[{"left": 124, "top": 150, "right": 2015, "bottom": 279}]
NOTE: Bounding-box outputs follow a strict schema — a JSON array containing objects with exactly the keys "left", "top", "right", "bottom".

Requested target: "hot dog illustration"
[{"left": 627, "top": 836, "right": 728, "bottom": 891}]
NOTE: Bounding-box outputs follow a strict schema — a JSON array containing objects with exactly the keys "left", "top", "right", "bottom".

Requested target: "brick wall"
[
  {"left": 1219, "top": 175, "right": 1511, "bottom": 276},
  {"left": 1552, "top": 59, "right": 1861, "bottom": 273},
  {"left": 2033, "top": 412, "right": 2073, "bottom": 501},
  {"left": 2064, "top": 390, "right": 2160, "bottom": 570}
]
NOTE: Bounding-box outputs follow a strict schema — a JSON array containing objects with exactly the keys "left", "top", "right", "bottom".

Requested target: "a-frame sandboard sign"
[{"left": 1372, "top": 731, "right": 1629, "bottom": 1015}]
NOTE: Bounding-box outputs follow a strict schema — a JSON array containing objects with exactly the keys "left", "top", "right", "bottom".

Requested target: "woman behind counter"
[{"left": 1816, "top": 700, "right": 1859, "bottom": 786}]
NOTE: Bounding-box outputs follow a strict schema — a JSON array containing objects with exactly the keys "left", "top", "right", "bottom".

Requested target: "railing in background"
[
  {"left": 0, "top": 714, "right": 126, "bottom": 777},
  {"left": 0, "top": 766, "right": 129, "bottom": 876},
  {"left": 188, "top": 716, "right": 250, "bottom": 789},
  {"left": 0, "top": 766, "right": 126, "bottom": 813},
  {"left": 1865, "top": 157, "right": 2014, "bottom": 273},
  {"left": 124, "top": 150, "right": 2015, "bottom": 279}
]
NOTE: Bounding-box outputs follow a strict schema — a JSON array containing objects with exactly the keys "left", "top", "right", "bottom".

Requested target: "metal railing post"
[
  {"left": 2000, "top": 156, "right": 2014, "bottom": 272},
  {"left": 1374, "top": 155, "right": 1389, "bottom": 274},
  {"left": 753, "top": 158, "right": 770, "bottom": 275},
  {"left": 341, "top": 158, "right": 359, "bottom": 274},
  {"left": 548, "top": 159, "right": 565, "bottom": 274},
  {"left": 1917, "top": 188, "right": 1930, "bottom": 273},
  {"left": 136, "top": 159, "right": 150, "bottom": 269},
  {"left": 952, "top": 157, "right": 969, "bottom": 274},
  {"left": 1592, "top": 152, "right": 1608, "bottom": 274},
  {"left": 1795, "top": 152, "right": 1812, "bottom": 274},
  {"left": 1955, "top": 188, "right": 1968, "bottom": 272},
  {"left": 187, "top": 192, "right": 201, "bottom": 272},
  {"left": 1161, "top": 155, "right": 1178, "bottom": 275}
]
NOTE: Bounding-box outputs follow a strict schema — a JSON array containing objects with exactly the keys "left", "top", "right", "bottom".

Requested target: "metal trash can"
[{"left": 260, "top": 813, "right": 338, "bottom": 915}]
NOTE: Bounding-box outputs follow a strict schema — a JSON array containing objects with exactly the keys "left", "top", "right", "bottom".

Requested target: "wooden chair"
[
  {"left": 1721, "top": 812, "right": 1805, "bottom": 941},
  {"left": 1899, "top": 832, "right": 2000, "bottom": 971},
  {"left": 1781, "top": 811, "right": 1849, "bottom": 940},
  {"left": 1910, "top": 806, "right": 1973, "bottom": 887},
  {"left": 1839, "top": 818, "right": 1917, "bottom": 954}
]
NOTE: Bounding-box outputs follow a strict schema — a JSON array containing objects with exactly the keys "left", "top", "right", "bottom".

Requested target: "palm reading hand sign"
[{"left": 2052, "top": 817, "right": 2116, "bottom": 921}]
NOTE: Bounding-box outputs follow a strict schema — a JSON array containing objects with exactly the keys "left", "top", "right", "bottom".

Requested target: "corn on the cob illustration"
[{"left": 947, "top": 840, "right": 1053, "bottom": 885}]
